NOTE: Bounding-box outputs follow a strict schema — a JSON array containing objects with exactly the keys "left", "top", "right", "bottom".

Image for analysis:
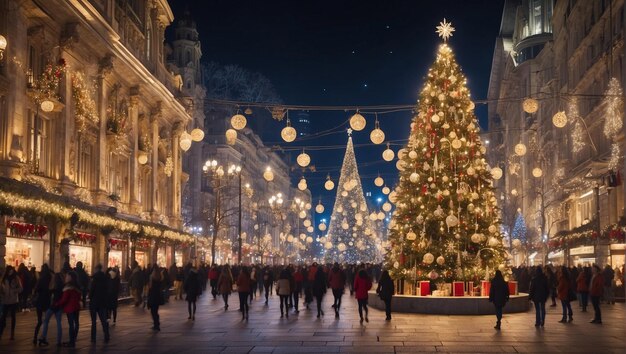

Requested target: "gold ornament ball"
[
  {"left": 552, "top": 111, "right": 568, "bottom": 128},
  {"left": 281, "top": 125, "right": 297, "bottom": 142},
  {"left": 406, "top": 230, "right": 417, "bottom": 240},
  {"left": 514, "top": 143, "right": 527, "bottom": 156},
  {"left": 137, "top": 151, "right": 149, "bottom": 165},
  {"left": 263, "top": 167, "right": 274, "bottom": 182},
  {"left": 511, "top": 188, "right": 518, "bottom": 196},
  {"left": 522, "top": 98, "right": 539, "bottom": 114},
  {"left": 409, "top": 150, "right": 418, "bottom": 159},
  {"left": 491, "top": 167, "right": 503, "bottom": 180},
  {"left": 315, "top": 203, "right": 324, "bottom": 213},
  {"left": 382, "top": 148, "right": 395, "bottom": 161},
  {"left": 231, "top": 114, "right": 247, "bottom": 130},
  {"left": 319, "top": 223, "right": 327, "bottom": 231},
  {"left": 303, "top": 219, "right": 312, "bottom": 227},
  {"left": 190, "top": 128, "right": 205, "bottom": 142},
  {"left": 40, "top": 99, "right": 55, "bottom": 112},
  {"left": 382, "top": 186, "right": 390, "bottom": 195},
  {"left": 409, "top": 172, "right": 419, "bottom": 183},
  {"left": 374, "top": 176, "right": 384, "bottom": 187},
  {"left": 370, "top": 128, "right": 385, "bottom": 144},
  {"left": 389, "top": 191, "right": 397, "bottom": 203},
  {"left": 382, "top": 202, "right": 392, "bottom": 212},
  {"left": 436, "top": 256, "right": 445, "bottom": 266},
  {"left": 396, "top": 160, "right": 405, "bottom": 171},
  {"left": 377, "top": 211, "right": 385, "bottom": 220},
  {"left": 324, "top": 179, "right": 335, "bottom": 190},
  {"left": 470, "top": 233, "right": 481, "bottom": 243},
  {"left": 297, "top": 152, "right": 311, "bottom": 167},
  {"left": 423, "top": 253, "right": 434, "bottom": 264},
  {"left": 179, "top": 132, "right": 192, "bottom": 152},
  {"left": 225, "top": 129, "right": 237, "bottom": 145},
  {"left": 532, "top": 167, "right": 543, "bottom": 178},
  {"left": 451, "top": 139, "right": 462, "bottom": 149},
  {"left": 349, "top": 112, "right": 366, "bottom": 131}
]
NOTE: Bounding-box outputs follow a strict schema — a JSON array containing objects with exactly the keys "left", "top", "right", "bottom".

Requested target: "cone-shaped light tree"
[
  {"left": 325, "top": 132, "right": 381, "bottom": 263},
  {"left": 385, "top": 21, "right": 507, "bottom": 283}
]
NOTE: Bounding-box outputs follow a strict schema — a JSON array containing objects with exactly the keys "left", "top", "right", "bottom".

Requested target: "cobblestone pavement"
[{"left": 0, "top": 289, "right": 624, "bottom": 354}]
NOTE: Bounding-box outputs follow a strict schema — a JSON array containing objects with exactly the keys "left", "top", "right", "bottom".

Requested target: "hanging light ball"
[
  {"left": 298, "top": 210, "right": 307, "bottom": 219},
  {"left": 532, "top": 167, "right": 543, "bottom": 178},
  {"left": 324, "top": 177, "right": 335, "bottom": 191},
  {"left": 263, "top": 167, "right": 274, "bottom": 182},
  {"left": 522, "top": 98, "right": 539, "bottom": 114},
  {"left": 325, "top": 241, "right": 333, "bottom": 249},
  {"left": 377, "top": 211, "right": 385, "bottom": 220},
  {"left": 491, "top": 167, "right": 503, "bottom": 180},
  {"left": 396, "top": 160, "right": 405, "bottom": 171},
  {"left": 303, "top": 219, "right": 312, "bottom": 227},
  {"left": 370, "top": 127, "right": 385, "bottom": 144},
  {"left": 179, "top": 131, "right": 192, "bottom": 151},
  {"left": 40, "top": 99, "right": 55, "bottom": 112},
  {"left": 315, "top": 203, "right": 324, "bottom": 214},
  {"left": 319, "top": 223, "right": 327, "bottom": 231},
  {"left": 382, "top": 186, "right": 390, "bottom": 195},
  {"left": 137, "top": 151, "right": 149, "bottom": 165},
  {"left": 349, "top": 112, "right": 366, "bottom": 131},
  {"left": 552, "top": 111, "right": 567, "bottom": 128},
  {"left": 281, "top": 122, "right": 297, "bottom": 143},
  {"left": 306, "top": 236, "right": 313, "bottom": 243},
  {"left": 382, "top": 144, "right": 395, "bottom": 161},
  {"left": 297, "top": 151, "right": 311, "bottom": 167},
  {"left": 409, "top": 172, "right": 419, "bottom": 183},
  {"left": 408, "top": 150, "right": 418, "bottom": 159},
  {"left": 231, "top": 114, "right": 247, "bottom": 130},
  {"left": 514, "top": 143, "right": 527, "bottom": 156},
  {"left": 298, "top": 178, "right": 307, "bottom": 191},
  {"left": 406, "top": 230, "right": 417, "bottom": 240},
  {"left": 374, "top": 176, "right": 384, "bottom": 187},
  {"left": 225, "top": 129, "right": 237, "bottom": 145},
  {"left": 382, "top": 202, "right": 392, "bottom": 212},
  {"left": 451, "top": 139, "right": 462, "bottom": 149},
  {"left": 423, "top": 253, "right": 434, "bottom": 264},
  {"left": 389, "top": 191, "right": 397, "bottom": 203},
  {"left": 190, "top": 128, "right": 205, "bottom": 142}
]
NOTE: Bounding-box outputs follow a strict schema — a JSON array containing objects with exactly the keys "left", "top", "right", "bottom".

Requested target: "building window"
[
  {"left": 77, "top": 138, "right": 94, "bottom": 190},
  {"left": 29, "top": 112, "right": 51, "bottom": 176}
]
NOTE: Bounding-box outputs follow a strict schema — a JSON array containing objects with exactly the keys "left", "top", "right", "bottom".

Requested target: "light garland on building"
[
  {"left": 603, "top": 77, "right": 624, "bottom": 169},
  {"left": 568, "top": 99, "right": 585, "bottom": 154},
  {"left": 71, "top": 71, "right": 99, "bottom": 133}
]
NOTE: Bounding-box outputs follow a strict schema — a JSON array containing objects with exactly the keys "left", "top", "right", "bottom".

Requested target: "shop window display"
[
  {"left": 69, "top": 244, "right": 93, "bottom": 273},
  {"left": 108, "top": 250, "right": 123, "bottom": 269},
  {"left": 5, "top": 238, "right": 45, "bottom": 269}
]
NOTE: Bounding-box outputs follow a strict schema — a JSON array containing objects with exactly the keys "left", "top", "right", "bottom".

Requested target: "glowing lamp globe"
[
  {"left": 230, "top": 114, "right": 247, "bottom": 130},
  {"left": 382, "top": 202, "right": 392, "bottom": 212},
  {"left": 491, "top": 167, "right": 503, "bottom": 180},
  {"left": 512, "top": 239, "right": 522, "bottom": 248},
  {"left": 324, "top": 241, "right": 333, "bottom": 249},
  {"left": 315, "top": 203, "right": 324, "bottom": 213},
  {"left": 137, "top": 151, "right": 149, "bottom": 165},
  {"left": 306, "top": 236, "right": 313, "bottom": 243},
  {"left": 409, "top": 172, "right": 419, "bottom": 183},
  {"left": 408, "top": 150, "right": 418, "bottom": 159},
  {"left": 514, "top": 143, "right": 527, "bottom": 156},
  {"left": 382, "top": 145, "right": 394, "bottom": 161},
  {"left": 281, "top": 124, "right": 297, "bottom": 143},
  {"left": 297, "top": 151, "right": 311, "bottom": 167},
  {"left": 436, "top": 256, "right": 445, "bottom": 265},
  {"left": 40, "top": 99, "right": 55, "bottom": 112},
  {"left": 377, "top": 211, "right": 385, "bottom": 220},
  {"left": 338, "top": 243, "right": 347, "bottom": 252},
  {"left": 406, "top": 230, "right": 417, "bottom": 240},
  {"left": 303, "top": 219, "right": 312, "bottom": 227},
  {"left": 522, "top": 98, "right": 539, "bottom": 114},
  {"left": 298, "top": 210, "right": 306, "bottom": 219},
  {"left": 307, "top": 226, "right": 314, "bottom": 233},
  {"left": 389, "top": 191, "right": 397, "bottom": 203},
  {"left": 423, "top": 253, "right": 434, "bottom": 264},
  {"left": 319, "top": 223, "right": 327, "bottom": 231},
  {"left": 370, "top": 127, "right": 385, "bottom": 145},
  {"left": 532, "top": 167, "right": 543, "bottom": 178},
  {"left": 552, "top": 111, "right": 567, "bottom": 128},
  {"left": 374, "top": 176, "right": 384, "bottom": 187},
  {"left": 324, "top": 178, "right": 335, "bottom": 190},
  {"left": 349, "top": 112, "right": 366, "bottom": 131},
  {"left": 382, "top": 186, "right": 390, "bottom": 195},
  {"left": 179, "top": 132, "right": 192, "bottom": 152},
  {"left": 225, "top": 129, "right": 237, "bottom": 145},
  {"left": 190, "top": 128, "right": 205, "bottom": 142},
  {"left": 298, "top": 178, "right": 307, "bottom": 191},
  {"left": 263, "top": 167, "right": 274, "bottom": 182}
]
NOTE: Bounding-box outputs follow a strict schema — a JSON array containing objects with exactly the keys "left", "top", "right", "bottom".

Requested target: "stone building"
[
  {"left": 487, "top": 0, "right": 626, "bottom": 268},
  {"left": 0, "top": 0, "right": 196, "bottom": 273}
]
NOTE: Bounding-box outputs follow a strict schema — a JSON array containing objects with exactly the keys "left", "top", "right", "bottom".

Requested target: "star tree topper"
[{"left": 436, "top": 18, "right": 455, "bottom": 42}]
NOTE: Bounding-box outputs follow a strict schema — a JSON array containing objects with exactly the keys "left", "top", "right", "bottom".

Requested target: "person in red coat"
[
  {"left": 208, "top": 265, "right": 219, "bottom": 299},
  {"left": 589, "top": 265, "right": 605, "bottom": 324},
  {"left": 328, "top": 263, "right": 346, "bottom": 318},
  {"left": 236, "top": 267, "right": 251, "bottom": 321},
  {"left": 54, "top": 271, "right": 81, "bottom": 347},
  {"left": 353, "top": 269, "right": 372, "bottom": 323},
  {"left": 556, "top": 266, "right": 573, "bottom": 323}
]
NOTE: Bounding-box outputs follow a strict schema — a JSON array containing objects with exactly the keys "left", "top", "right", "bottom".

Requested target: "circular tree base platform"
[{"left": 368, "top": 291, "right": 529, "bottom": 315}]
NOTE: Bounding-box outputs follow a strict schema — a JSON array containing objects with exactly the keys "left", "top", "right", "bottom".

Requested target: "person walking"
[
  {"left": 75, "top": 262, "right": 89, "bottom": 309},
  {"left": 376, "top": 270, "right": 395, "bottom": 321},
  {"left": 546, "top": 266, "right": 557, "bottom": 307},
  {"left": 33, "top": 264, "right": 52, "bottom": 344},
  {"left": 276, "top": 268, "right": 292, "bottom": 318},
  {"left": 589, "top": 265, "right": 605, "bottom": 324},
  {"left": 488, "top": 270, "right": 510, "bottom": 330},
  {"left": 185, "top": 266, "right": 202, "bottom": 321},
  {"left": 54, "top": 271, "right": 81, "bottom": 347},
  {"left": 312, "top": 266, "right": 327, "bottom": 318},
  {"left": 262, "top": 266, "right": 274, "bottom": 305},
  {"left": 129, "top": 261, "right": 144, "bottom": 307},
  {"left": 602, "top": 265, "right": 615, "bottom": 304},
  {"left": 328, "top": 263, "right": 346, "bottom": 318},
  {"left": 107, "top": 268, "right": 120, "bottom": 325},
  {"left": 529, "top": 267, "right": 549, "bottom": 327},
  {"left": 236, "top": 267, "right": 251, "bottom": 320},
  {"left": 147, "top": 268, "right": 164, "bottom": 331},
  {"left": 38, "top": 267, "right": 66, "bottom": 347},
  {"left": 17, "top": 263, "right": 32, "bottom": 313},
  {"left": 292, "top": 266, "right": 303, "bottom": 314},
  {"left": 208, "top": 265, "right": 219, "bottom": 300},
  {"left": 557, "top": 266, "right": 573, "bottom": 323},
  {"left": 576, "top": 267, "right": 590, "bottom": 312},
  {"left": 218, "top": 265, "right": 234, "bottom": 310},
  {"left": 249, "top": 266, "right": 257, "bottom": 303},
  {"left": 354, "top": 269, "right": 372, "bottom": 324},
  {"left": 89, "top": 264, "right": 110, "bottom": 343},
  {"left": 0, "top": 266, "right": 22, "bottom": 341}
]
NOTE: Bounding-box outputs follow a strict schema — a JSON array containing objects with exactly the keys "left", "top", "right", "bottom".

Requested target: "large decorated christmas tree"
[
  {"left": 325, "top": 132, "right": 381, "bottom": 263},
  {"left": 385, "top": 20, "right": 507, "bottom": 283}
]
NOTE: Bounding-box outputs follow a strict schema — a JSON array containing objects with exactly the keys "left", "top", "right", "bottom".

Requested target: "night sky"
[{"left": 168, "top": 0, "right": 505, "bottom": 222}]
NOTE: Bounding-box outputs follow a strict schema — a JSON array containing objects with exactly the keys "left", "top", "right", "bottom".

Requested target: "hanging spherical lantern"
[
  {"left": 406, "top": 230, "right": 417, "bottom": 240},
  {"left": 396, "top": 160, "right": 405, "bottom": 171},
  {"left": 408, "top": 150, "right": 418, "bottom": 159},
  {"left": 436, "top": 256, "right": 445, "bottom": 266},
  {"left": 40, "top": 99, "right": 55, "bottom": 112},
  {"left": 374, "top": 176, "right": 384, "bottom": 187},
  {"left": 382, "top": 202, "right": 392, "bottom": 212},
  {"left": 306, "top": 236, "right": 313, "bottom": 243},
  {"left": 491, "top": 167, "right": 503, "bottom": 180},
  {"left": 287, "top": 234, "right": 294, "bottom": 242},
  {"left": 179, "top": 131, "right": 192, "bottom": 151},
  {"left": 225, "top": 129, "right": 237, "bottom": 145},
  {"left": 522, "top": 98, "right": 539, "bottom": 114},
  {"left": 389, "top": 191, "right": 397, "bottom": 203},
  {"left": 409, "top": 172, "right": 419, "bottom": 183},
  {"left": 423, "top": 253, "right": 434, "bottom": 264},
  {"left": 190, "top": 128, "right": 205, "bottom": 142},
  {"left": 382, "top": 186, "right": 390, "bottom": 195},
  {"left": 377, "top": 211, "right": 385, "bottom": 220},
  {"left": 263, "top": 167, "right": 274, "bottom": 182},
  {"left": 382, "top": 143, "right": 395, "bottom": 161},
  {"left": 315, "top": 203, "right": 324, "bottom": 214},
  {"left": 281, "top": 120, "right": 297, "bottom": 142},
  {"left": 514, "top": 143, "right": 527, "bottom": 156},
  {"left": 231, "top": 113, "right": 247, "bottom": 130},
  {"left": 319, "top": 222, "right": 327, "bottom": 231},
  {"left": 298, "top": 210, "right": 307, "bottom": 219},
  {"left": 532, "top": 167, "right": 543, "bottom": 178},
  {"left": 552, "top": 111, "right": 567, "bottom": 128},
  {"left": 370, "top": 124, "right": 385, "bottom": 145},
  {"left": 137, "top": 151, "right": 149, "bottom": 165},
  {"left": 349, "top": 112, "right": 366, "bottom": 131},
  {"left": 297, "top": 151, "right": 311, "bottom": 167},
  {"left": 305, "top": 203, "right": 312, "bottom": 210},
  {"left": 303, "top": 219, "right": 312, "bottom": 227},
  {"left": 298, "top": 177, "right": 307, "bottom": 191},
  {"left": 324, "top": 176, "right": 335, "bottom": 190}
]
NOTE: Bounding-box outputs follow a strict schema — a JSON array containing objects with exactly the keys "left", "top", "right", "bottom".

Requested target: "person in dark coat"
[
  {"left": 262, "top": 266, "right": 274, "bottom": 305},
  {"left": 184, "top": 267, "right": 201, "bottom": 320},
  {"left": 89, "top": 264, "right": 110, "bottom": 343},
  {"left": 107, "top": 268, "right": 121, "bottom": 324},
  {"left": 312, "top": 267, "right": 327, "bottom": 318},
  {"left": 236, "top": 267, "right": 251, "bottom": 320},
  {"left": 33, "top": 264, "right": 52, "bottom": 344},
  {"left": 129, "top": 261, "right": 144, "bottom": 307},
  {"left": 17, "top": 263, "right": 32, "bottom": 312},
  {"left": 147, "top": 268, "right": 164, "bottom": 331},
  {"left": 376, "top": 270, "right": 395, "bottom": 321},
  {"left": 489, "top": 270, "right": 510, "bottom": 330},
  {"left": 529, "top": 266, "right": 549, "bottom": 327},
  {"left": 74, "top": 262, "right": 89, "bottom": 309},
  {"left": 546, "top": 266, "right": 557, "bottom": 307}
]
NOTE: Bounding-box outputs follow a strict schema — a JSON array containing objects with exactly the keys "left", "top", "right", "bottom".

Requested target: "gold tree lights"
[{"left": 385, "top": 26, "right": 507, "bottom": 283}]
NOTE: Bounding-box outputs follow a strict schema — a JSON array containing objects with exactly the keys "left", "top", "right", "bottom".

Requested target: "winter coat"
[
  {"left": 108, "top": 274, "right": 120, "bottom": 309},
  {"left": 76, "top": 267, "right": 89, "bottom": 293},
  {"left": 328, "top": 269, "right": 346, "bottom": 290},
  {"left": 293, "top": 271, "right": 303, "bottom": 292},
  {"left": 147, "top": 277, "right": 164, "bottom": 307},
  {"left": 89, "top": 271, "right": 109, "bottom": 309},
  {"left": 208, "top": 269, "right": 219, "bottom": 281},
  {"left": 529, "top": 273, "right": 549, "bottom": 303},
  {"left": 54, "top": 285, "right": 81, "bottom": 313},
  {"left": 576, "top": 272, "right": 589, "bottom": 293},
  {"left": 276, "top": 278, "right": 291, "bottom": 296},
  {"left": 376, "top": 276, "right": 395, "bottom": 301},
  {"left": 353, "top": 275, "right": 372, "bottom": 300},
  {"left": 307, "top": 265, "right": 318, "bottom": 282},
  {"left": 603, "top": 267, "right": 614, "bottom": 287},
  {"left": 556, "top": 276, "right": 570, "bottom": 300},
  {"left": 489, "top": 277, "right": 510, "bottom": 307},
  {"left": 0, "top": 278, "right": 22, "bottom": 305},
  {"left": 262, "top": 269, "right": 273, "bottom": 287},
  {"left": 312, "top": 269, "right": 327, "bottom": 297},
  {"left": 236, "top": 272, "right": 251, "bottom": 293},
  {"left": 185, "top": 271, "right": 202, "bottom": 301},
  {"left": 590, "top": 273, "right": 604, "bottom": 297},
  {"left": 129, "top": 267, "right": 144, "bottom": 290},
  {"left": 218, "top": 272, "right": 233, "bottom": 295},
  {"left": 34, "top": 272, "right": 52, "bottom": 311}
]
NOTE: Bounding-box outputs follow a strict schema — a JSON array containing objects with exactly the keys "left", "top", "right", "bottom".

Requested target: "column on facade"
[
  {"left": 95, "top": 58, "right": 112, "bottom": 203},
  {"left": 171, "top": 121, "right": 182, "bottom": 227},
  {"left": 128, "top": 88, "right": 140, "bottom": 212},
  {"left": 149, "top": 104, "right": 160, "bottom": 217}
]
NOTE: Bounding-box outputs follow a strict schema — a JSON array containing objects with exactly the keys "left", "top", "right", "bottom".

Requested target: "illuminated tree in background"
[
  {"left": 385, "top": 22, "right": 507, "bottom": 282},
  {"left": 325, "top": 133, "right": 381, "bottom": 263},
  {"left": 511, "top": 211, "right": 527, "bottom": 245}
]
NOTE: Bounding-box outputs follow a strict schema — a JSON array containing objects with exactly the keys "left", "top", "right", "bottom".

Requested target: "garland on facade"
[
  {"left": 108, "top": 238, "right": 128, "bottom": 250},
  {"left": 6, "top": 220, "right": 48, "bottom": 238},
  {"left": 70, "top": 231, "right": 97, "bottom": 245},
  {"left": 30, "top": 59, "right": 67, "bottom": 105},
  {"left": 106, "top": 87, "right": 129, "bottom": 153},
  {"left": 134, "top": 238, "right": 152, "bottom": 250},
  {"left": 548, "top": 218, "right": 626, "bottom": 251},
  {"left": 71, "top": 71, "right": 99, "bottom": 133}
]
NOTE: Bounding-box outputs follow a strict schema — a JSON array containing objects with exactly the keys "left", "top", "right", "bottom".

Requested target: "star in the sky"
[{"left": 436, "top": 18, "right": 455, "bottom": 41}]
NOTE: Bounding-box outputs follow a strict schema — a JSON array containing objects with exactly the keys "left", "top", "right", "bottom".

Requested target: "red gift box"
[
  {"left": 453, "top": 281, "right": 464, "bottom": 296},
  {"left": 466, "top": 281, "right": 474, "bottom": 296},
  {"left": 419, "top": 281, "right": 431, "bottom": 296},
  {"left": 481, "top": 280, "right": 491, "bottom": 297},
  {"left": 508, "top": 281, "right": 518, "bottom": 295}
]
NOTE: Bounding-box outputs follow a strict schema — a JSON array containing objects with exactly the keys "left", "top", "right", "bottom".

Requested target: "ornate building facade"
[{"left": 0, "top": 0, "right": 196, "bottom": 272}]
